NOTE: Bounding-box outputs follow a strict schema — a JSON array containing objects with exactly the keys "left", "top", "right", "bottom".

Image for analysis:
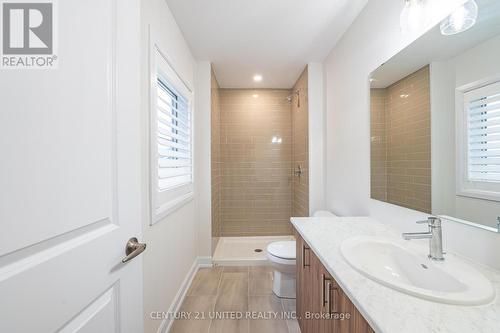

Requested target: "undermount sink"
[{"left": 341, "top": 236, "right": 495, "bottom": 305}]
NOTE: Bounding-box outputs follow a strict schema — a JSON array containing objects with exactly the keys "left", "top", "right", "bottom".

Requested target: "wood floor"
[{"left": 170, "top": 266, "right": 301, "bottom": 333}]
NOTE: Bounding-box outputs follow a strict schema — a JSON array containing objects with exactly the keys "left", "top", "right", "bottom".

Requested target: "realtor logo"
[{"left": 1, "top": 0, "right": 57, "bottom": 68}]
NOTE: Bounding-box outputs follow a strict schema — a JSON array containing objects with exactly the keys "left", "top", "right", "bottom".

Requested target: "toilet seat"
[{"left": 266, "top": 241, "right": 296, "bottom": 264}]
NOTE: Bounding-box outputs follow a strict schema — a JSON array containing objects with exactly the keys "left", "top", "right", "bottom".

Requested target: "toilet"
[{"left": 266, "top": 210, "right": 337, "bottom": 299}]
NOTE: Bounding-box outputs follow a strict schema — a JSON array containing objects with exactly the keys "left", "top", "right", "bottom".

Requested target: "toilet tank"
[{"left": 312, "top": 210, "right": 337, "bottom": 217}]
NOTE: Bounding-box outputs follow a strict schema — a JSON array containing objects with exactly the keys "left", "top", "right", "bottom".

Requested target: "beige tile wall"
[
  {"left": 292, "top": 68, "right": 309, "bottom": 217},
  {"left": 211, "top": 68, "right": 222, "bottom": 249},
  {"left": 219, "top": 89, "right": 293, "bottom": 236},
  {"left": 370, "top": 66, "right": 431, "bottom": 213},
  {"left": 370, "top": 88, "right": 388, "bottom": 202}
]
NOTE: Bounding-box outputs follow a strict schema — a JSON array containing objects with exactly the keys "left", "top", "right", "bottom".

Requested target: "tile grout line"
[
  {"left": 280, "top": 298, "right": 287, "bottom": 333},
  {"left": 207, "top": 265, "right": 224, "bottom": 332},
  {"left": 280, "top": 298, "right": 291, "bottom": 333}
]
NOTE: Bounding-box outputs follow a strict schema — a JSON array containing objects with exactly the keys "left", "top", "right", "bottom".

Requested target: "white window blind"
[
  {"left": 465, "top": 81, "right": 500, "bottom": 183},
  {"left": 156, "top": 76, "right": 192, "bottom": 191}
]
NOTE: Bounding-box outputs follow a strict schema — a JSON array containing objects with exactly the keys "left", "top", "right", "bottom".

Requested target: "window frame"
[
  {"left": 149, "top": 36, "right": 194, "bottom": 225},
  {"left": 456, "top": 78, "right": 500, "bottom": 202}
]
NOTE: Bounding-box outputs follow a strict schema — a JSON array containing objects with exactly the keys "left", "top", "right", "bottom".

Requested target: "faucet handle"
[{"left": 416, "top": 217, "right": 441, "bottom": 227}]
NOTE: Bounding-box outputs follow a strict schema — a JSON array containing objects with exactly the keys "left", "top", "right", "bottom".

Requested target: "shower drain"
[{"left": 254, "top": 248, "right": 263, "bottom": 253}]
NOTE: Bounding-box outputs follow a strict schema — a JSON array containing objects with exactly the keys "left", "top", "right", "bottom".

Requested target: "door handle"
[{"left": 122, "top": 237, "right": 147, "bottom": 263}]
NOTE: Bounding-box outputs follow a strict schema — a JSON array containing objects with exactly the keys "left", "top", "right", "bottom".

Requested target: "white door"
[{"left": 0, "top": 0, "right": 143, "bottom": 332}]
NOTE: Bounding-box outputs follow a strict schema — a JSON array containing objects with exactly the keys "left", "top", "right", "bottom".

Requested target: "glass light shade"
[
  {"left": 440, "top": 0, "right": 478, "bottom": 35},
  {"left": 400, "top": 0, "right": 431, "bottom": 34}
]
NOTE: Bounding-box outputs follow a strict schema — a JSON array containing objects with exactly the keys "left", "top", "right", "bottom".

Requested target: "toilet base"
[{"left": 272, "top": 271, "right": 296, "bottom": 299}]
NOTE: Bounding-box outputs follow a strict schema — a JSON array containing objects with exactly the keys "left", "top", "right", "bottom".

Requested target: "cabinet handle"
[
  {"left": 302, "top": 245, "right": 310, "bottom": 267},
  {"left": 326, "top": 280, "right": 332, "bottom": 311},
  {"left": 322, "top": 273, "right": 330, "bottom": 307},
  {"left": 329, "top": 285, "right": 340, "bottom": 315}
]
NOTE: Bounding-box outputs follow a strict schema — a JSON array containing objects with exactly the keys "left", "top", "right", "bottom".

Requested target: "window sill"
[
  {"left": 457, "top": 188, "right": 500, "bottom": 203},
  {"left": 151, "top": 192, "right": 194, "bottom": 225}
]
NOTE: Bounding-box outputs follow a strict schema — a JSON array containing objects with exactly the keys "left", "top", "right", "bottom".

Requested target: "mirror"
[{"left": 370, "top": 0, "right": 500, "bottom": 229}]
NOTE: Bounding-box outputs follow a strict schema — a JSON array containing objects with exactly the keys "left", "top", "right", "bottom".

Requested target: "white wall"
[
  {"left": 432, "top": 34, "right": 500, "bottom": 228},
  {"left": 308, "top": 63, "right": 326, "bottom": 214},
  {"left": 324, "top": 0, "right": 500, "bottom": 270},
  {"left": 140, "top": 1, "right": 199, "bottom": 332},
  {"left": 194, "top": 61, "right": 213, "bottom": 258},
  {"left": 430, "top": 60, "right": 456, "bottom": 219}
]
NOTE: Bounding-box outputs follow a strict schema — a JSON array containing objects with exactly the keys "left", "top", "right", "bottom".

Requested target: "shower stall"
[{"left": 210, "top": 67, "right": 309, "bottom": 265}]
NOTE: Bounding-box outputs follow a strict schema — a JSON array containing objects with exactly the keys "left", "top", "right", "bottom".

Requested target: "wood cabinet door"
[
  {"left": 337, "top": 287, "right": 356, "bottom": 333},
  {"left": 295, "top": 230, "right": 374, "bottom": 333},
  {"left": 353, "top": 307, "right": 376, "bottom": 333},
  {"left": 319, "top": 266, "right": 334, "bottom": 333},
  {"left": 309, "top": 248, "right": 325, "bottom": 333},
  {"left": 335, "top": 281, "right": 375, "bottom": 333},
  {"left": 296, "top": 232, "right": 305, "bottom": 331},
  {"left": 296, "top": 232, "right": 313, "bottom": 333}
]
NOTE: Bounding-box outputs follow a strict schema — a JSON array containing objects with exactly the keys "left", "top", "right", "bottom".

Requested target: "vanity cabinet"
[{"left": 296, "top": 231, "right": 375, "bottom": 333}]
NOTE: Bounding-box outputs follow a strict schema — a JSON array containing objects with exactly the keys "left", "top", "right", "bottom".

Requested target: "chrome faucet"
[{"left": 402, "top": 217, "right": 444, "bottom": 261}]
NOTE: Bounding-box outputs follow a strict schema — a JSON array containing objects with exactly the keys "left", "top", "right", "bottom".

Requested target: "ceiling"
[
  {"left": 165, "top": 0, "right": 368, "bottom": 88},
  {"left": 371, "top": 0, "right": 500, "bottom": 89}
]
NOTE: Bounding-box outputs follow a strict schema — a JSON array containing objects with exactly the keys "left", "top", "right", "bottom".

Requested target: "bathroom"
[{"left": 1, "top": 0, "right": 500, "bottom": 333}]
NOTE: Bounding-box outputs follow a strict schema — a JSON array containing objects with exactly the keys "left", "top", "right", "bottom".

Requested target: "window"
[
  {"left": 458, "top": 80, "right": 500, "bottom": 201},
  {"left": 150, "top": 45, "right": 193, "bottom": 223},
  {"left": 156, "top": 78, "right": 192, "bottom": 190}
]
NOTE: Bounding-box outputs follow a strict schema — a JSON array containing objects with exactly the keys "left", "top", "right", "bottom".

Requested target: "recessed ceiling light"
[{"left": 253, "top": 75, "right": 263, "bottom": 82}]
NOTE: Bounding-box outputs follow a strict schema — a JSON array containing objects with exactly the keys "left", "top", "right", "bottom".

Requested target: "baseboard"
[
  {"left": 157, "top": 256, "right": 213, "bottom": 333},
  {"left": 197, "top": 256, "right": 212, "bottom": 268}
]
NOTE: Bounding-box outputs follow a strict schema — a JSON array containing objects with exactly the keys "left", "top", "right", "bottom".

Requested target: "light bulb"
[
  {"left": 400, "top": 0, "right": 431, "bottom": 34},
  {"left": 440, "top": 0, "right": 478, "bottom": 35}
]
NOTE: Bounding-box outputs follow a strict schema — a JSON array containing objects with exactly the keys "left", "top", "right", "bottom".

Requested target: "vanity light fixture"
[
  {"left": 400, "top": 0, "right": 430, "bottom": 34},
  {"left": 253, "top": 74, "right": 263, "bottom": 82},
  {"left": 440, "top": 0, "right": 478, "bottom": 35}
]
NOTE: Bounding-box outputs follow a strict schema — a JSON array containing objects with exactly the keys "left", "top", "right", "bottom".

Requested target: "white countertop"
[{"left": 291, "top": 217, "right": 500, "bottom": 333}]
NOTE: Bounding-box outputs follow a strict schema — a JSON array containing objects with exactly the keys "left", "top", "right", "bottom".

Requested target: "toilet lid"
[{"left": 267, "top": 241, "right": 296, "bottom": 260}]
